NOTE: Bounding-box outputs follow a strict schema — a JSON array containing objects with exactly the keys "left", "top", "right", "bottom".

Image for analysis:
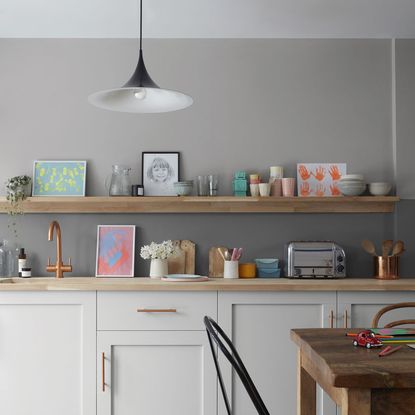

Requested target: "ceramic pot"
[{"left": 149, "top": 258, "right": 168, "bottom": 279}]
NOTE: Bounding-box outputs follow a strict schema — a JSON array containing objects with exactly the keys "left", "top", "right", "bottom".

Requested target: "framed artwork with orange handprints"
[
  {"left": 95, "top": 225, "right": 135, "bottom": 277},
  {"left": 297, "top": 163, "right": 346, "bottom": 197}
]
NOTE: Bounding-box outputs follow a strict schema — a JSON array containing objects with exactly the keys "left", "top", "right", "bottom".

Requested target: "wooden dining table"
[{"left": 291, "top": 328, "right": 415, "bottom": 415}]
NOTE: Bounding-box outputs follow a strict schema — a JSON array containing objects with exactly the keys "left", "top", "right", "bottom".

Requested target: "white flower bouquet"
[{"left": 140, "top": 240, "right": 178, "bottom": 260}]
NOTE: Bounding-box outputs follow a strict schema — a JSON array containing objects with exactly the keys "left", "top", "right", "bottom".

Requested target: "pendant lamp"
[{"left": 88, "top": 0, "right": 193, "bottom": 113}]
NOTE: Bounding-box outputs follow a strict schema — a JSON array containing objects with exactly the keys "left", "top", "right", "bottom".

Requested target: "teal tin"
[
  {"left": 257, "top": 268, "right": 281, "bottom": 278},
  {"left": 254, "top": 258, "right": 279, "bottom": 269}
]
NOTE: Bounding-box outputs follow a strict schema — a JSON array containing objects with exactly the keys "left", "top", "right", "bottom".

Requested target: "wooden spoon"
[
  {"left": 382, "top": 240, "right": 394, "bottom": 257},
  {"left": 391, "top": 240, "right": 405, "bottom": 256},
  {"left": 362, "top": 240, "right": 377, "bottom": 256}
]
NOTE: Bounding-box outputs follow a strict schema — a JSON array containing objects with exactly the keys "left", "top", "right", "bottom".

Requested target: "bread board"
[{"left": 168, "top": 240, "right": 196, "bottom": 274}]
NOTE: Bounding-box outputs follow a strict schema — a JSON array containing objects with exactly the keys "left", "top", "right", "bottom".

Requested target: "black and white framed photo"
[{"left": 142, "top": 152, "right": 180, "bottom": 196}]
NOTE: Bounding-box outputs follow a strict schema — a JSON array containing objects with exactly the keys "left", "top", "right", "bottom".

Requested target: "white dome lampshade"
[{"left": 88, "top": 0, "right": 193, "bottom": 114}]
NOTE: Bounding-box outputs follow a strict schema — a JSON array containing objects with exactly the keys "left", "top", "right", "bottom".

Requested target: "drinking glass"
[
  {"left": 208, "top": 175, "right": 218, "bottom": 196},
  {"left": 197, "top": 176, "right": 209, "bottom": 196}
]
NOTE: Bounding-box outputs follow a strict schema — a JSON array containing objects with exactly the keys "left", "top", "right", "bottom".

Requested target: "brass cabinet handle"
[
  {"left": 343, "top": 309, "right": 349, "bottom": 329},
  {"left": 136, "top": 308, "right": 177, "bottom": 313},
  {"left": 329, "top": 310, "right": 334, "bottom": 328},
  {"left": 102, "top": 352, "right": 105, "bottom": 392}
]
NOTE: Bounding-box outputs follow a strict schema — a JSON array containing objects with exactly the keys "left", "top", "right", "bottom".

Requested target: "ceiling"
[{"left": 1, "top": 0, "right": 415, "bottom": 38}]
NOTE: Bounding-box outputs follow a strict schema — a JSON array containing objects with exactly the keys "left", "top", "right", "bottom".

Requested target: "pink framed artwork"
[
  {"left": 95, "top": 225, "right": 136, "bottom": 277},
  {"left": 297, "top": 163, "right": 347, "bottom": 197}
]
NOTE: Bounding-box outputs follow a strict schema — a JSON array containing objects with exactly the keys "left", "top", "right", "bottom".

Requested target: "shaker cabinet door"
[
  {"left": 218, "top": 291, "right": 337, "bottom": 415},
  {"left": 337, "top": 291, "right": 415, "bottom": 329},
  {"left": 97, "top": 331, "right": 216, "bottom": 415},
  {"left": 0, "top": 292, "right": 96, "bottom": 415}
]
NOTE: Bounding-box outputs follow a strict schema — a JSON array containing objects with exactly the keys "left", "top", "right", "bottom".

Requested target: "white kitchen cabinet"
[
  {"left": 337, "top": 291, "right": 415, "bottom": 329},
  {"left": 0, "top": 291, "right": 96, "bottom": 415},
  {"left": 97, "top": 291, "right": 217, "bottom": 415},
  {"left": 97, "top": 331, "right": 216, "bottom": 415},
  {"left": 218, "top": 291, "right": 337, "bottom": 415}
]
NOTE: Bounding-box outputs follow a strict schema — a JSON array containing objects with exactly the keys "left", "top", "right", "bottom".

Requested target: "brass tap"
[{"left": 46, "top": 220, "right": 72, "bottom": 278}]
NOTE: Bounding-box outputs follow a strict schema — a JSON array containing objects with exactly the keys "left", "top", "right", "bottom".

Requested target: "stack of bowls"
[
  {"left": 173, "top": 181, "right": 194, "bottom": 196},
  {"left": 338, "top": 174, "right": 366, "bottom": 196}
]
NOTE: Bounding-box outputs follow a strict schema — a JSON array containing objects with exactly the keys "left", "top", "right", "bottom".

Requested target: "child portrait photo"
[{"left": 142, "top": 152, "right": 180, "bottom": 196}]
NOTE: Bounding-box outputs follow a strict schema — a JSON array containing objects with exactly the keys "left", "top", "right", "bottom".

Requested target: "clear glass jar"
[{"left": 106, "top": 165, "right": 132, "bottom": 196}]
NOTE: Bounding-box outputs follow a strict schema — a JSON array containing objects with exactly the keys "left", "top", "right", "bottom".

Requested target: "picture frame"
[
  {"left": 142, "top": 152, "right": 180, "bottom": 196},
  {"left": 32, "top": 160, "right": 87, "bottom": 196},
  {"left": 95, "top": 225, "right": 136, "bottom": 278},
  {"left": 297, "top": 163, "right": 347, "bottom": 197}
]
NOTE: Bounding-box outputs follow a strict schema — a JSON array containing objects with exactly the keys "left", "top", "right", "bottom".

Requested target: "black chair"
[{"left": 204, "top": 316, "right": 270, "bottom": 415}]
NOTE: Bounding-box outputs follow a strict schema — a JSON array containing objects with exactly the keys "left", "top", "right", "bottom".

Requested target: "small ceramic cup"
[
  {"left": 269, "top": 178, "right": 282, "bottom": 196},
  {"left": 238, "top": 263, "right": 256, "bottom": 278},
  {"left": 259, "top": 183, "right": 270, "bottom": 197},
  {"left": 282, "top": 178, "right": 296, "bottom": 197},
  {"left": 224, "top": 260, "right": 239, "bottom": 279},
  {"left": 250, "top": 183, "right": 260, "bottom": 197},
  {"left": 270, "top": 166, "right": 284, "bottom": 179},
  {"left": 249, "top": 174, "right": 260, "bottom": 184}
]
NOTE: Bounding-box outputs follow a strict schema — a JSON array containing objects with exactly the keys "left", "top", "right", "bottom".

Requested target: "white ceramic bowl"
[
  {"left": 369, "top": 182, "right": 392, "bottom": 196},
  {"left": 338, "top": 182, "right": 366, "bottom": 196},
  {"left": 341, "top": 174, "right": 364, "bottom": 181},
  {"left": 173, "top": 181, "right": 194, "bottom": 196}
]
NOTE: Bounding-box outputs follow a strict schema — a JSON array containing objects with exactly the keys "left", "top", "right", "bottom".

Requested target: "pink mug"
[{"left": 282, "top": 178, "right": 296, "bottom": 197}]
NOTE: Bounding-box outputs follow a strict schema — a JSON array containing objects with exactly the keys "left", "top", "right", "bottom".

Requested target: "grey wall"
[
  {"left": 395, "top": 40, "right": 415, "bottom": 276},
  {"left": 0, "top": 38, "right": 412, "bottom": 277}
]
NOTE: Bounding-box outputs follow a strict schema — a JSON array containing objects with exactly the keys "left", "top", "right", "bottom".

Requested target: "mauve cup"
[
  {"left": 270, "top": 178, "right": 282, "bottom": 196},
  {"left": 282, "top": 178, "right": 296, "bottom": 197}
]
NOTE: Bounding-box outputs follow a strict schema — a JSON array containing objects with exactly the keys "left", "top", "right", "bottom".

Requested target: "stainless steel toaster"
[{"left": 286, "top": 241, "right": 346, "bottom": 278}]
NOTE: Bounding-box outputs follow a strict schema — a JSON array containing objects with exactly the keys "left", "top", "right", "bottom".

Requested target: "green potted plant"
[{"left": 5, "top": 175, "right": 32, "bottom": 238}]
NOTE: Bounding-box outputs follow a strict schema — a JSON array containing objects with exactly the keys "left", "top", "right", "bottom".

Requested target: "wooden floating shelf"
[{"left": 0, "top": 196, "right": 399, "bottom": 214}]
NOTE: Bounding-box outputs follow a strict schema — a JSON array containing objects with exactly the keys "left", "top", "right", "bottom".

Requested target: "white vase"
[{"left": 149, "top": 258, "right": 168, "bottom": 279}]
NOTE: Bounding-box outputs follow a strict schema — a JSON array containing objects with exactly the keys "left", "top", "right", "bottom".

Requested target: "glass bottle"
[
  {"left": 0, "top": 241, "right": 5, "bottom": 277},
  {"left": 3, "top": 240, "right": 18, "bottom": 277}
]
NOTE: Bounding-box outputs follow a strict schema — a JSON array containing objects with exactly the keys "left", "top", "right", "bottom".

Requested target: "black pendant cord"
[
  {"left": 123, "top": 0, "right": 158, "bottom": 88},
  {"left": 139, "top": 0, "right": 143, "bottom": 51}
]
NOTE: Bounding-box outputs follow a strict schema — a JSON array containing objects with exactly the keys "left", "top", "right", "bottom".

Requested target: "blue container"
[
  {"left": 257, "top": 268, "right": 281, "bottom": 278},
  {"left": 254, "top": 258, "right": 279, "bottom": 269}
]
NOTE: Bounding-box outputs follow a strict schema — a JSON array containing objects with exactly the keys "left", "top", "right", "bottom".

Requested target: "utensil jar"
[
  {"left": 223, "top": 260, "right": 239, "bottom": 279},
  {"left": 374, "top": 256, "right": 400, "bottom": 280}
]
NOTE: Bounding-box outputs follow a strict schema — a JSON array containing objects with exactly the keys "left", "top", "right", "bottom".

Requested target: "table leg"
[
  {"left": 297, "top": 350, "right": 316, "bottom": 415},
  {"left": 341, "top": 388, "right": 371, "bottom": 415}
]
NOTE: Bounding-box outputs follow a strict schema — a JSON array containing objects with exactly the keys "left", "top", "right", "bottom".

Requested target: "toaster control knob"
[
  {"left": 337, "top": 255, "right": 344, "bottom": 262},
  {"left": 337, "top": 265, "right": 345, "bottom": 273}
]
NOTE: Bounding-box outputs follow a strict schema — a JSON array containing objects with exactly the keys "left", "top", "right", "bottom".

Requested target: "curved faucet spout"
[
  {"left": 47, "top": 220, "right": 71, "bottom": 278},
  {"left": 48, "top": 220, "right": 62, "bottom": 266}
]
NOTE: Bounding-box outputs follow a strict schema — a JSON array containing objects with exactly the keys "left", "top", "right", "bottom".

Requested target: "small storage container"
[
  {"left": 257, "top": 268, "right": 281, "bottom": 278},
  {"left": 254, "top": 258, "right": 279, "bottom": 269},
  {"left": 238, "top": 263, "right": 256, "bottom": 278}
]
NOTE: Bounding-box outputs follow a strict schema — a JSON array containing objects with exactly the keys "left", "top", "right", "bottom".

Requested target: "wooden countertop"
[{"left": 0, "top": 277, "right": 415, "bottom": 291}]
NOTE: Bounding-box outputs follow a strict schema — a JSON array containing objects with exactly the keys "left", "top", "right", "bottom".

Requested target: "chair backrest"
[
  {"left": 371, "top": 302, "right": 415, "bottom": 328},
  {"left": 204, "top": 316, "right": 270, "bottom": 415}
]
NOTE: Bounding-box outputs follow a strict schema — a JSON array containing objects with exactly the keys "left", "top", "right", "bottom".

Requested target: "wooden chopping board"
[
  {"left": 168, "top": 240, "right": 196, "bottom": 274},
  {"left": 209, "top": 246, "right": 228, "bottom": 278}
]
